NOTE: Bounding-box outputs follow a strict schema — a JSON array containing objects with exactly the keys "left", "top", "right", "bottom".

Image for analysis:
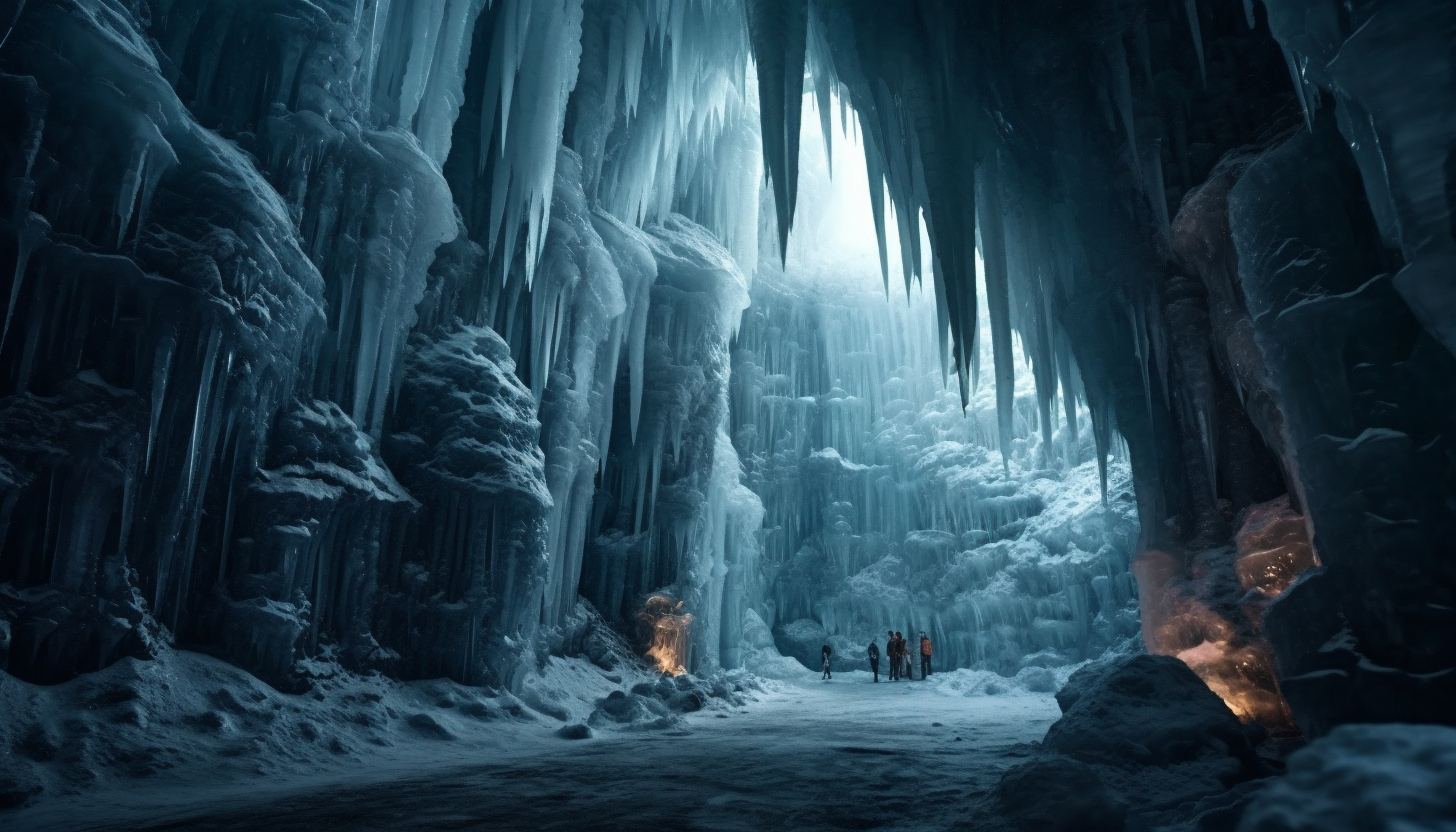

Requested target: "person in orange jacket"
[{"left": 919, "top": 631, "right": 933, "bottom": 678}]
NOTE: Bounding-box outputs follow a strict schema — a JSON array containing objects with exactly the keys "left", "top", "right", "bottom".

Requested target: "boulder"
[{"left": 1237, "top": 724, "right": 1456, "bottom": 832}]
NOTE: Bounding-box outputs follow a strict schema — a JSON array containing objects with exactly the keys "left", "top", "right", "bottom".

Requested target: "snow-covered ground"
[{"left": 6, "top": 661, "right": 1063, "bottom": 832}]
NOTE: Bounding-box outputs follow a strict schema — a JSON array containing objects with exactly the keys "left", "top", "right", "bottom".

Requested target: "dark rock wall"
[{"left": 777, "top": 0, "right": 1455, "bottom": 734}]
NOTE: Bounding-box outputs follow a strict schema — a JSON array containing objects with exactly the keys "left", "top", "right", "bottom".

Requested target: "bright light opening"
[{"left": 782, "top": 91, "right": 933, "bottom": 300}]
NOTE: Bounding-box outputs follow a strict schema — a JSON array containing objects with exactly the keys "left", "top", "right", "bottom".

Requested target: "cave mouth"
[{"left": 728, "top": 92, "right": 1142, "bottom": 681}]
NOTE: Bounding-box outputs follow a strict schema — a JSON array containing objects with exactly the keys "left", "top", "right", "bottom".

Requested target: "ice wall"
[
  {"left": 0, "top": 1, "right": 325, "bottom": 683},
  {"left": 732, "top": 263, "right": 1139, "bottom": 675},
  {"left": 0, "top": 0, "right": 768, "bottom": 690},
  {"left": 581, "top": 213, "right": 760, "bottom": 672},
  {"left": 0, "top": 0, "right": 596, "bottom": 690}
]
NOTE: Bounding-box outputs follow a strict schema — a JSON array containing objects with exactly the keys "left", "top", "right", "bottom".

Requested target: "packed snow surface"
[{"left": 4, "top": 654, "right": 1067, "bottom": 831}]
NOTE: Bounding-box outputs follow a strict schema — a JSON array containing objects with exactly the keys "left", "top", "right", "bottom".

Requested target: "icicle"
[
  {"left": 184, "top": 328, "right": 223, "bottom": 503},
  {"left": 1196, "top": 408, "right": 1217, "bottom": 504},
  {"left": 1110, "top": 37, "right": 1139, "bottom": 172},
  {"left": 1147, "top": 138, "right": 1172, "bottom": 244},
  {"left": 746, "top": 0, "right": 808, "bottom": 262},
  {"left": 115, "top": 144, "right": 148, "bottom": 248},
  {"left": 1184, "top": 0, "right": 1207, "bottom": 88},
  {"left": 808, "top": 10, "right": 835, "bottom": 178},
  {"left": 1282, "top": 46, "right": 1313, "bottom": 131},
  {"left": 1243, "top": 0, "right": 1257, "bottom": 29},
  {"left": 1131, "top": 299, "right": 1154, "bottom": 425},
  {"left": 1, "top": 217, "right": 42, "bottom": 353},
  {"left": 0, "top": 0, "right": 27, "bottom": 51},
  {"left": 863, "top": 128, "right": 891, "bottom": 293},
  {"left": 1091, "top": 398, "right": 1112, "bottom": 506},
  {"left": 976, "top": 157, "right": 1014, "bottom": 473},
  {"left": 477, "top": 0, "right": 585, "bottom": 285},
  {"left": 145, "top": 334, "right": 175, "bottom": 475}
]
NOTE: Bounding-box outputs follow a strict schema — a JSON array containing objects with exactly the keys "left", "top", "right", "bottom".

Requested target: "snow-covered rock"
[
  {"left": 1237, "top": 724, "right": 1456, "bottom": 832},
  {"left": 379, "top": 324, "right": 550, "bottom": 687},
  {"left": 997, "top": 654, "right": 1272, "bottom": 830}
]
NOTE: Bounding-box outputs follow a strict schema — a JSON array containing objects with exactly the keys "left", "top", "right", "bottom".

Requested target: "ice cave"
[{"left": 1, "top": 0, "right": 1454, "bottom": 830}]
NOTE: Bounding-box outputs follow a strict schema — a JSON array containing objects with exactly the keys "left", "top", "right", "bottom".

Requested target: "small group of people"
[
  {"left": 820, "top": 630, "right": 933, "bottom": 682},
  {"left": 866, "top": 630, "right": 932, "bottom": 682}
]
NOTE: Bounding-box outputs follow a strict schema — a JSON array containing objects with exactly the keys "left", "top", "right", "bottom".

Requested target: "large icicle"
[
  {"left": 976, "top": 157, "right": 1015, "bottom": 473},
  {"left": 1184, "top": 0, "right": 1207, "bottom": 87},
  {"left": 477, "top": 0, "right": 585, "bottom": 285},
  {"left": 746, "top": 0, "right": 808, "bottom": 261}
]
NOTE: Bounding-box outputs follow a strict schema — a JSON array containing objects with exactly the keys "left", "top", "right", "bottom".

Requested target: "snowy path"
[{"left": 15, "top": 672, "right": 1060, "bottom": 832}]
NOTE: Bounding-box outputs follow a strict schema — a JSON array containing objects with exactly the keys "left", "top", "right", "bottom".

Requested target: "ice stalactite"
[
  {"left": 365, "top": 0, "right": 490, "bottom": 164},
  {"left": 745, "top": 0, "right": 806, "bottom": 260},
  {"left": 591, "top": 211, "right": 657, "bottom": 446},
  {"left": 253, "top": 116, "right": 457, "bottom": 436},
  {"left": 570, "top": 0, "right": 761, "bottom": 274},
  {"left": 976, "top": 157, "right": 1016, "bottom": 473},
  {"left": 473, "top": 0, "right": 584, "bottom": 286},
  {"left": 534, "top": 148, "right": 638, "bottom": 628}
]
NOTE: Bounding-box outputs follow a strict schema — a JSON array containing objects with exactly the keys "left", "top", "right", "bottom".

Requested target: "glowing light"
[
  {"left": 1133, "top": 495, "right": 1319, "bottom": 736},
  {"left": 637, "top": 594, "right": 693, "bottom": 676}
]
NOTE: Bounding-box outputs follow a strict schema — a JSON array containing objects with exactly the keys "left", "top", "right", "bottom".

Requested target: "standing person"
[
  {"left": 919, "top": 631, "right": 933, "bottom": 678},
  {"left": 886, "top": 630, "right": 899, "bottom": 681},
  {"left": 821, "top": 643, "right": 833, "bottom": 680},
  {"left": 899, "top": 632, "right": 913, "bottom": 680},
  {"left": 868, "top": 640, "right": 881, "bottom": 682}
]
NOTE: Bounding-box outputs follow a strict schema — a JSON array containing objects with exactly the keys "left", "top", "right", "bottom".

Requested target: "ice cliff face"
[
  {"left": 0, "top": 0, "right": 763, "bottom": 690},
  {"left": 732, "top": 268, "right": 1140, "bottom": 675}
]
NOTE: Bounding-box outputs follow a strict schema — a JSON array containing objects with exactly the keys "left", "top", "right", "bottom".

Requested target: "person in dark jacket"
[
  {"left": 897, "top": 631, "right": 914, "bottom": 680},
  {"left": 868, "top": 640, "right": 880, "bottom": 682},
  {"left": 821, "top": 643, "right": 833, "bottom": 680},
  {"left": 886, "top": 630, "right": 899, "bottom": 680}
]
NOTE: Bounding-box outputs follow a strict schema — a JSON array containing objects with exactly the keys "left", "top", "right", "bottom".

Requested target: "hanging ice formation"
[{"left": 729, "top": 121, "right": 1139, "bottom": 674}]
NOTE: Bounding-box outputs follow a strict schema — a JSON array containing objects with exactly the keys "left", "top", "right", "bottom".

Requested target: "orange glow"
[
  {"left": 637, "top": 595, "right": 693, "bottom": 675},
  {"left": 1134, "top": 495, "right": 1315, "bottom": 733},
  {"left": 1233, "top": 494, "right": 1318, "bottom": 599}
]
